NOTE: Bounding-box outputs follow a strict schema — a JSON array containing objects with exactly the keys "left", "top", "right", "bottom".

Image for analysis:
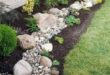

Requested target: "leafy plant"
[
  {"left": 52, "top": 60, "right": 60, "bottom": 66},
  {"left": 54, "top": 36, "right": 64, "bottom": 44},
  {"left": 41, "top": 51, "right": 53, "bottom": 58},
  {"left": 22, "top": 0, "right": 35, "bottom": 15},
  {"left": 0, "top": 24, "right": 17, "bottom": 56},
  {"left": 25, "top": 17, "right": 39, "bottom": 32},
  {"left": 65, "top": 15, "right": 80, "bottom": 26}
]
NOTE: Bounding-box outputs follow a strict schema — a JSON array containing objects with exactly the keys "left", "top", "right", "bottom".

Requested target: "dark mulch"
[
  {"left": 50, "top": 4, "right": 102, "bottom": 75},
  {"left": 0, "top": 46, "right": 25, "bottom": 73}
]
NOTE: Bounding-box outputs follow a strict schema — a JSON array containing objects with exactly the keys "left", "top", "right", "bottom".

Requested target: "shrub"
[
  {"left": 22, "top": 0, "right": 35, "bottom": 15},
  {"left": 45, "top": 0, "right": 58, "bottom": 8},
  {"left": 0, "top": 24, "right": 17, "bottom": 56},
  {"left": 65, "top": 15, "right": 80, "bottom": 26},
  {"left": 25, "top": 17, "right": 39, "bottom": 32}
]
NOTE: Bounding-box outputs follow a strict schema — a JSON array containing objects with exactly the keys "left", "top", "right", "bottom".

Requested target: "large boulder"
[
  {"left": 33, "top": 13, "right": 58, "bottom": 33},
  {"left": 13, "top": 60, "right": 32, "bottom": 75},
  {"left": 17, "top": 34, "right": 36, "bottom": 49},
  {"left": 1, "top": 0, "right": 26, "bottom": 12},
  {"left": 40, "top": 56, "right": 52, "bottom": 67}
]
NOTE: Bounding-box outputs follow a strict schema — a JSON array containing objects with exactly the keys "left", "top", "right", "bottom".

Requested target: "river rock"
[
  {"left": 40, "top": 56, "right": 52, "bottom": 67},
  {"left": 13, "top": 60, "right": 32, "bottom": 75},
  {"left": 17, "top": 34, "right": 36, "bottom": 49},
  {"left": 41, "top": 43, "right": 53, "bottom": 52}
]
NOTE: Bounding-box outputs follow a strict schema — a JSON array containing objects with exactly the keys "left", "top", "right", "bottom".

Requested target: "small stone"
[
  {"left": 51, "top": 68, "right": 59, "bottom": 75},
  {"left": 38, "top": 65, "right": 44, "bottom": 69},
  {"left": 43, "top": 67, "right": 51, "bottom": 73},
  {"left": 70, "top": 1, "right": 83, "bottom": 11},
  {"left": 40, "top": 56, "right": 52, "bottom": 67},
  {"left": 41, "top": 43, "right": 53, "bottom": 52},
  {"left": 13, "top": 60, "right": 32, "bottom": 75}
]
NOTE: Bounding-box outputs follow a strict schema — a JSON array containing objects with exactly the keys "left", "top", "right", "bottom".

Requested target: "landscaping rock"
[
  {"left": 51, "top": 68, "right": 59, "bottom": 75},
  {"left": 1, "top": 0, "right": 26, "bottom": 12},
  {"left": 33, "top": 13, "right": 58, "bottom": 33},
  {"left": 48, "top": 8, "right": 69, "bottom": 17},
  {"left": 48, "top": 8, "right": 61, "bottom": 16},
  {"left": 13, "top": 60, "right": 32, "bottom": 75},
  {"left": 17, "top": 34, "right": 36, "bottom": 49},
  {"left": 40, "top": 56, "right": 52, "bottom": 67},
  {"left": 41, "top": 43, "right": 53, "bottom": 52},
  {"left": 70, "top": 1, "right": 83, "bottom": 11},
  {"left": 82, "top": 0, "right": 93, "bottom": 8},
  {"left": 61, "top": 8, "right": 69, "bottom": 17}
]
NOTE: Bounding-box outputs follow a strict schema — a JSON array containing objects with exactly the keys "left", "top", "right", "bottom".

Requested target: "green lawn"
[{"left": 64, "top": 0, "right": 110, "bottom": 75}]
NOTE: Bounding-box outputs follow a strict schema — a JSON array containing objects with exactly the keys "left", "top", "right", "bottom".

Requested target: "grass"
[{"left": 64, "top": 0, "right": 110, "bottom": 75}]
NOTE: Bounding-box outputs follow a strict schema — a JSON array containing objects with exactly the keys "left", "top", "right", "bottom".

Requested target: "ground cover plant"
[{"left": 64, "top": 0, "right": 110, "bottom": 75}]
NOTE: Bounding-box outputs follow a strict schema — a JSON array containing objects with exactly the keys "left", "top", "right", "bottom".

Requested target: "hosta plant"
[{"left": 65, "top": 15, "right": 80, "bottom": 26}]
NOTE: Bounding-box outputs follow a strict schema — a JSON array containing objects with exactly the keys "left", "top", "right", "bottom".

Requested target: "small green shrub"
[
  {"left": 0, "top": 24, "right": 17, "bottom": 56},
  {"left": 65, "top": 15, "right": 80, "bottom": 26},
  {"left": 41, "top": 51, "right": 53, "bottom": 58},
  {"left": 54, "top": 36, "right": 64, "bottom": 44},
  {"left": 25, "top": 17, "right": 39, "bottom": 32}
]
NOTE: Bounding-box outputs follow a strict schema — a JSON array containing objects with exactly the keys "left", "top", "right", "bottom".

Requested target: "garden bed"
[{"left": 0, "top": 0, "right": 103, "bottom": 75}]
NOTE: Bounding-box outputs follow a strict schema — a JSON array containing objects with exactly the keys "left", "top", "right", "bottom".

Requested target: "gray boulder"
[{"left": 13, "top": 60, "right": 32, "bottom": 75}]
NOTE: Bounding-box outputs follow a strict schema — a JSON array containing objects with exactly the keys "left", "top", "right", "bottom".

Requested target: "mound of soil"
[{"left": 50, "top": 4, "right": 102, "bottom": 75}]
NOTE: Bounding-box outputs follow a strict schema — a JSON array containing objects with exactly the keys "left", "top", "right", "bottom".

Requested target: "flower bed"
[{"left": 0, "top": 0, "right": 103, "bottom": 75}]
